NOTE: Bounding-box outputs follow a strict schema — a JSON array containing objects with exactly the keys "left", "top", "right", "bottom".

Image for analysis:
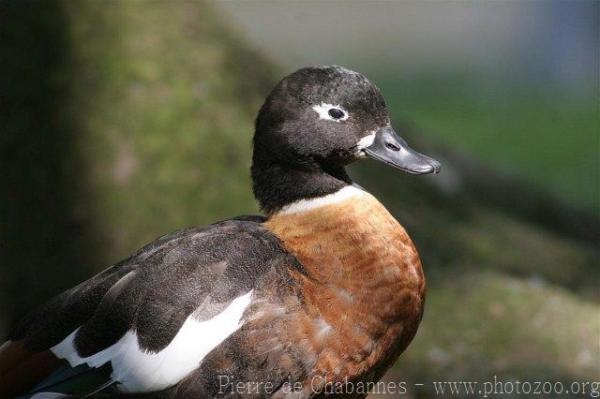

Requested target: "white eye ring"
[{"left": 312, "top": 102, "right": 349, "bottom": 122}]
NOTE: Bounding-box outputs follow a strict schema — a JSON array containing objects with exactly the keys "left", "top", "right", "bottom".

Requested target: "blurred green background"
[{"left": 0, "top": 1, "right": 597, "bottom": 397}]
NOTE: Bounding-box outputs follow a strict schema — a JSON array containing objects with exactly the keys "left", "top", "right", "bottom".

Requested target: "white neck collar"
[{"left": 274, "top": 185, "right": 366, "bottom": 216}]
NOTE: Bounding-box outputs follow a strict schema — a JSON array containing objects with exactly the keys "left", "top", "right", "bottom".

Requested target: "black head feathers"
[
  {"left": 251, "top": 65, "right": 440, "bottom": 214},
  {"left": 253, "top": 65, "right": 389, "bottom": 168}
]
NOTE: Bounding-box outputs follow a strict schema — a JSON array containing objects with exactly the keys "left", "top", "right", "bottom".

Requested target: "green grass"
[{"left": 378, "top": 76, "right": 598, "bottom": 211}]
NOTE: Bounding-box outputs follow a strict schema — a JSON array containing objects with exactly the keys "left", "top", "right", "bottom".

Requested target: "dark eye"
[{"left": 328, "top": 108, "right": 345, "bottom": 120}]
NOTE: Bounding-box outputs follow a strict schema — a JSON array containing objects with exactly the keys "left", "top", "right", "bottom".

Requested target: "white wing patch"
[
  {"left": 311, "top": 102, "right": 349, "bottom": 122},
  {"left": 51, "top": 291, "right": 253, "bottom": 393},
  {"left": 51, "top": 327, "right": 84, "bottom": 365}
]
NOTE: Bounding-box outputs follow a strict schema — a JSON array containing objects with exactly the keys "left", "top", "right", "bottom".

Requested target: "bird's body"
[{"left": 0, "top": 66, "right": 439, "bottom": 398}]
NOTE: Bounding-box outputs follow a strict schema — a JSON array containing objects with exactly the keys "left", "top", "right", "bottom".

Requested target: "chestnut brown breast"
[{"left": 264, "top": 190, "right": 426, "bottom": 388}]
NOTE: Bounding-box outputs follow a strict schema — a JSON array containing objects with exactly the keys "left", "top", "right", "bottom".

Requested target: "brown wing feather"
[{"left": 0, "top": 340, "right": 64, "bottom": 398}]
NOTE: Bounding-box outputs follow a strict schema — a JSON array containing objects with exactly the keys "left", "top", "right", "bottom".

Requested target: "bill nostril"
[{"left": 385, "top": 142, "right": 400, "bottom": 151}]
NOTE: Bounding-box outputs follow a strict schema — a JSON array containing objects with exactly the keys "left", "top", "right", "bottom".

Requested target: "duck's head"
[{"left": 252, "top": 65, "right": 441, "bottom": 214}]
